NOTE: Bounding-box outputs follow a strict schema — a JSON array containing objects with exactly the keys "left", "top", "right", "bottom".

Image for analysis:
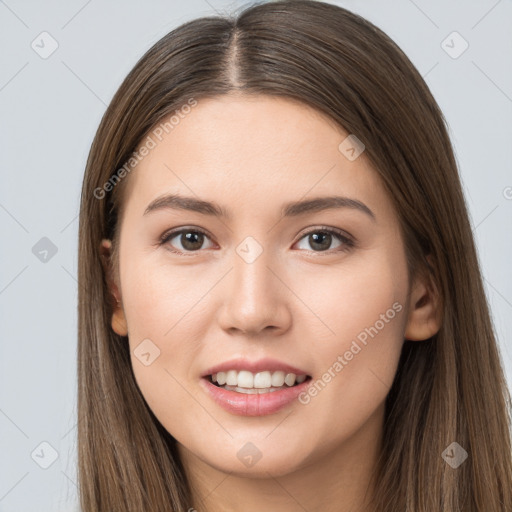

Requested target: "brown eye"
[
  {"left": 160, "top": 228, "right": 214, "bottom": 254},
  {"left": 295, "top": 228, "right": 354, "bottom": 253}
]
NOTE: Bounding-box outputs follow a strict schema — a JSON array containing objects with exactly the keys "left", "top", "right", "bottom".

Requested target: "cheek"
[
  {"left": 119, "top": 256, "right": 210, "bottom": 420},
  {"left": 121, "top": 251, "right": 211, "bottom": 343}
]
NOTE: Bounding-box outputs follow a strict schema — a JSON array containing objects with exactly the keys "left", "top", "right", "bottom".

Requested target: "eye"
[
  {"left": 294, "top": 227, "right": 354, "bottom": 253},
  {"left": 159, "top": 227, "right": 215, "bottom": 255}
]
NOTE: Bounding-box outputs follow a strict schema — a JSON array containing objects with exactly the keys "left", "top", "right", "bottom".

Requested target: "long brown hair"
[{"left": 77, "top": 1, "right": 512, "bottom": 510}]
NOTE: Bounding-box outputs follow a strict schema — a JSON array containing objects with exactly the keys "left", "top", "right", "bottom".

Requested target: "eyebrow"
[{"left": 143, "top": 193, "right": 376, "bottom": 221}]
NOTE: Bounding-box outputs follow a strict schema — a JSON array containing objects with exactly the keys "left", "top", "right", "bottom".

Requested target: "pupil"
[
  {"left": 310, "top": 232, "right": 331, "bottom": 251},
  {"left": 182, "top": 232, "right": 204, "bottom": 251}
]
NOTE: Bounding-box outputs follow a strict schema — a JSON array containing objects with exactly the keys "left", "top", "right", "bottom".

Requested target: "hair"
[{"left": 77, "top": 0, "right": 512, "bottom": 510}]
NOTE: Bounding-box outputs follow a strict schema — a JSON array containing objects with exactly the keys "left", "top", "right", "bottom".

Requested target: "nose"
[{"left": 216, "top": 245, "right": 292, "bottom": 337}]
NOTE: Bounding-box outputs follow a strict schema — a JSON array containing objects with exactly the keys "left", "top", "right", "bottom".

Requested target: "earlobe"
[
  {"left": 100, "top": 238, "right": 128, "bottom": 337},
  {"left": 111, "top": 307, "right": 128, "bottom": 337},
  {"left": 404, "top": 264, "right": 442, "bottom": 341}
]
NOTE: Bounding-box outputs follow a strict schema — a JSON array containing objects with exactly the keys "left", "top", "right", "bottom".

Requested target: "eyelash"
[{"left": 158, "top": 225, "right": 355, "bottom": 256}]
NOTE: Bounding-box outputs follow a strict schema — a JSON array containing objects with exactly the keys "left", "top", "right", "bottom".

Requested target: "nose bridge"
[
  {"left": 238, "top": 237, "right": 272, "bottom": 295},
  {"left": 234, "top": 236, "right": 274, "bottom": 300},
  {"left": 216, "top": 235, "right": 290, "bottom": 334}
]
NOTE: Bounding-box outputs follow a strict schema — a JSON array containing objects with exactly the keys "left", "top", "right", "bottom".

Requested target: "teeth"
[
  {"left": 223, "top": 385, "right": 285, "bottom": 394},
  {"left": 238, "top": 370, "right": 254, "bottom": 388},
  {"left": 226, "top": 370, "right": 238, "bottom": 386},
  {"left": 271, "top": 371, "right": 285, "bottom": 387},
  {"left": 211, "top": 370, "right": 308, "bottom": 389},
  {"left": 284, "top": 373, "right": 296, "bottom": 386},
  {"left": 254, "top": 371, "right": 271, "bottom": 388}
]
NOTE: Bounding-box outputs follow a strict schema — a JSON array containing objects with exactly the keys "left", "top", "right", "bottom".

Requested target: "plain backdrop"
[{"left": 0, "top": 0, "right": 511, "bottom": 510}]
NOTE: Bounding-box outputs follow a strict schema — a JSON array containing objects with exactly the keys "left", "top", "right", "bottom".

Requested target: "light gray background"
[{"left": 1, "top": 0, "right": 511, "bottom": 510}]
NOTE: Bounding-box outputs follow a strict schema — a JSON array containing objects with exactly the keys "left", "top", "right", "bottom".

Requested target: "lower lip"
[{"left": 199, "top": 376, "right": 312, "bottom": 416}]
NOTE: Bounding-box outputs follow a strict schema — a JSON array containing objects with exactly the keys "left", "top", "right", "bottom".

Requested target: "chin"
[{"left": 215, "top": 456, "right": 303, "bottom": 479}]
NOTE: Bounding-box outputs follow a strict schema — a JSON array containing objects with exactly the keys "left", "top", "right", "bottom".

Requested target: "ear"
[
  {"left": 100, "top": 239, "right": 128, "bottom": 337},
  {"left": 404, "top": 257, "right": 442, "bottom": 341}
]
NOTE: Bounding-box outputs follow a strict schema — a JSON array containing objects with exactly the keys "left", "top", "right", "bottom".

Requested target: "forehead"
[{"left": 122, "top": 94, "right": 390, "bottom": 220}]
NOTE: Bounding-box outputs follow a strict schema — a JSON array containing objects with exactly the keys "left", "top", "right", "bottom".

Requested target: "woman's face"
[{"left": 103, "top": 94, "right": 425, "bottom": 479}]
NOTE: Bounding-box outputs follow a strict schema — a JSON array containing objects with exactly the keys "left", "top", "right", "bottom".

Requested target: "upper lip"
[{"left": 201, "top": 357, "right": 310, "bottom": 378}]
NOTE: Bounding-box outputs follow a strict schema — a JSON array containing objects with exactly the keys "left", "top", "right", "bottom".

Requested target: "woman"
[{"left": 77, "top": 1, "right": 512, "bottom": 510}]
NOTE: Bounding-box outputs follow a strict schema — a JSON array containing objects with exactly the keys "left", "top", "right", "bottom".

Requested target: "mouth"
[
  {"left": 199, "top": 358, "right": 313, "bottom": 415},
  {"left": 200, "top": 369, "right": 313, "bottom": 416}
]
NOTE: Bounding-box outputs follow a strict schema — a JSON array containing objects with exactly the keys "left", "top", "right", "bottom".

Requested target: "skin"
[{"left": 100, "top": 94, "right": 441, "bottom": 512}]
